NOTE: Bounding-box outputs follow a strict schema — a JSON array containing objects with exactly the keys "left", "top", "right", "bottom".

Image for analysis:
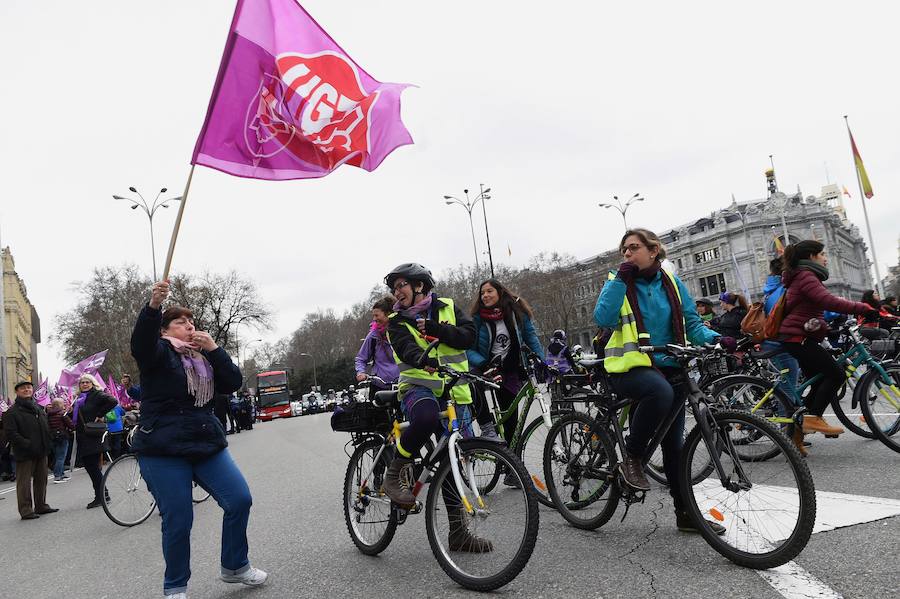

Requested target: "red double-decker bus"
[{"left": 256, "top": 370, "right": 292, "bottom": 421}]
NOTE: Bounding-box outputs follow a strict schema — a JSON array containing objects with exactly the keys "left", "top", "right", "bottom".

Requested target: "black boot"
[
  {"left": 382, "top": 455, "right": 415, "bottom": 508},
  {"left": 620, "top": 452, "right": 650, "bottom": 491},
  {"left": 448, "top": 507, "right": 493, "bottom": 553},
  {"left": 675, "top": 509, "right": 726, "bottom": 536}
]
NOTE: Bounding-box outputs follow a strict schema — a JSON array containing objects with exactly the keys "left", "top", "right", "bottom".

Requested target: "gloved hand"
[
  {"left": 718, "top": 336, "right": 738, "bottom": 353},
  {"left": 616, "top": 261, "right": 640, "bottom": 282}
]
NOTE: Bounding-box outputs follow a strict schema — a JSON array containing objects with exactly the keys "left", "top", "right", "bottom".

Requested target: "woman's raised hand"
[
  {"left": 149, "top": 280, "right": 170, "bottom": 309},
  {"left": 190, "top": 331, "right": 218, "bottom": 352}
]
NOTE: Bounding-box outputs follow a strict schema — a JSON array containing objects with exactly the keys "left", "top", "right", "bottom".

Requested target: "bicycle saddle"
[{"left": 372, "top": 390, "right": 399, "bottom": 408}]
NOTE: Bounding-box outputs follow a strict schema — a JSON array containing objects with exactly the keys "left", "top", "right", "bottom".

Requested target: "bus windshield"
[{"left": 257, "top": 371, "right": 290, "bottom": 408}]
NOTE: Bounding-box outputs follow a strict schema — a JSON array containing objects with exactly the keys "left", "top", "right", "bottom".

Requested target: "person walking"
[
  {"left": 777, "top": 240, "right": 874, "bottom": 442},
  {"left": 1, "top": 381, "right": 58, "bottom": 520},
  {"left": 354, "top": 297, "right": 400, "bottom": 399},
  {"left": 131, "top": 280, "right": 266, "bottom": 599},
  {"left": 73, "top": 373, "right": 118, "bottom": 509},
  {"left": 46, "top": 398, "right": 75, "bottom": 483}
]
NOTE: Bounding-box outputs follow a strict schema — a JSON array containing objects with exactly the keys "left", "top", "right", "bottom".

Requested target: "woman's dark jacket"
[
  {"left": 75, "top": 389, "right": 118, "bottom": 457},
  {"left": 1, "top": 398, "right": 52, "bottom": 461},
  {"left": 712, "top": 307, "right": 747, "bottom": 339},
  {"left": 130, "top": 304, "right": 242, "bottom": 460}
]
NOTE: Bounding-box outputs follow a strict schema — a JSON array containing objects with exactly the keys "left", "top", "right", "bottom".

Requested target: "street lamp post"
[
  {"left": 443, "top": 185, "right": 493, "bottom": 275},
  {"left": 299, "top": 352, "right": 318, "bottom": 391},
  {"left": 598, "top": 193, "right": 643, "bottom": 229},
  {"left": 240, "top": 338, "right": 263, "bottom": 368},
  {"left": 113, "top": 187, "right": 183, "bottom": 280}
]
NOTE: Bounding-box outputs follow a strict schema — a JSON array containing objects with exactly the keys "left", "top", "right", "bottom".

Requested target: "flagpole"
[
  {"left": 161, "top": 164, "right": 195, "bottom": 281},
  {"left": 844, "top": 115, "right": 884, "bottom": 296}
]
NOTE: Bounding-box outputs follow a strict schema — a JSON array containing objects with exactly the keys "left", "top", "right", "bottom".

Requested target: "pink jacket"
[{"left": 780, "top": 269, "right": 869, "bottom": 340}]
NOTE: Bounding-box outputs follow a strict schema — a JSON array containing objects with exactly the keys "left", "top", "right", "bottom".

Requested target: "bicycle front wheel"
[
  {"left": 857, "top": 364, "right": 900, "bottom": 453},
  {"left": 101, "top": 454, "right": 156, "bottom": 527},
  {"left": 518, "top": 416, "right": 555, "bottom": 507},
  {"left": 192, "top": 481, "right": 211, "bottom": 504},
  {"left": 425, "top": 439, "right": 539, "bottom": 591},
  {"left": 681, "top": 409, "right": 816, "bottom": 569},
  {"left": 343, "top": 439, "right": 398, "bottom": 555}
]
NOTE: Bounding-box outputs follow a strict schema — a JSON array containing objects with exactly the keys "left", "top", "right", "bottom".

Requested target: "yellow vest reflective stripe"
[
  {"left": 603, "top": 270, "right": 684, "bottom": 374},
  {"left": 389, "top": 298, "right": 473, "bottom": 404}
]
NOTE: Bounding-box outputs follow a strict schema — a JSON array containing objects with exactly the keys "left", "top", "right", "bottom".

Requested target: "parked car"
[{"left": 290, "top": 400, "right": 303, "bottom": 417}]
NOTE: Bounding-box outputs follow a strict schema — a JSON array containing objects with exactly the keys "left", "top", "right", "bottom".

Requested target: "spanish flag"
[
  {"left": 774, "top": 234, "right": 784, "bottom": 255},
  {"left": 847, "top": 124, "right": 874, "bottom": 199}
]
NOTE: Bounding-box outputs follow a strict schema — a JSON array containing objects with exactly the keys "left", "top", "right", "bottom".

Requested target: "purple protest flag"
[
  {"left": 34, "top": 378, "right": 50, "bottom": 406},
  {"left": 191, "top": 0, "right": 414, "bottom": 180},
  {"left": 58, "top": 350, "right": 109, "bottom": 389}
]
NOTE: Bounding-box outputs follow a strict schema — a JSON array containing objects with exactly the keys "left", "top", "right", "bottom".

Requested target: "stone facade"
[
  {"left": 565, "top": 184, "right": 874, "bottom": 349},
  {"left": 1, "top": 247, "right": 40, "bottom": 397}
]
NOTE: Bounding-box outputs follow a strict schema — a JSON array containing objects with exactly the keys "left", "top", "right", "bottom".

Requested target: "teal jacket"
[
  {"left": 594, "top": 270, "right": 720, "bottom": 368},
  {"left": 467, "top": 313, "right": 545, "bottom": 370}
]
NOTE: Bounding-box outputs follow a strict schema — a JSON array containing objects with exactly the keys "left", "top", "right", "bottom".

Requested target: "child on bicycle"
[{"left": 383, "top": 263, "right": 492, "bottom": 552}]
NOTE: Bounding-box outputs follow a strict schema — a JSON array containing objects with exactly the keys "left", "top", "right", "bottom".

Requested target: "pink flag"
[
  {"left": 58, "top": 350, "right": 108, "bottom": 389},
  {"left": 34, "top": 378, "right": 50, "bottom": 407},
  {"left": 192, "top": 0, "right": 413, "bottom": 180}
]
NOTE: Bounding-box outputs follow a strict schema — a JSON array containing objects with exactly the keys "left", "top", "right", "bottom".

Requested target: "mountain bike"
[
  {"left": 543, "top": 343, "right": 816, "bottom": 569},
  {"left": 101, "top": 424, "right": 212, "bottom": 527},
  {"left": 337, "top": 341, "right": 539, "bottom": 591}
]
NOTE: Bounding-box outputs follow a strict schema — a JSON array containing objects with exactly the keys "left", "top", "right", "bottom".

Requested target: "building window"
[
  {"left": 694, "top": 247, "right": 720, "bottom": 264},
  {"left": 676, "top": 258, "right": 683, "bottom": 270},
  {"left": 699, "top": 273, "right": 727, "bottom": 297}
]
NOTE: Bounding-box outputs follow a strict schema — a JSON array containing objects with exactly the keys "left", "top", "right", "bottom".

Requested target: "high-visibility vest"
[
  {"left": 388, "top": 298, "right": 473, "bottom": 404},
  {"left": 603, "top": 270, "right": 685, "bottom": 374}
]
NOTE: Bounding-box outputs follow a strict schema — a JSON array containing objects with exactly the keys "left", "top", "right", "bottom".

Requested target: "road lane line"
[{"left": 758, "top": 562, "right": 843, "bottom": 599}]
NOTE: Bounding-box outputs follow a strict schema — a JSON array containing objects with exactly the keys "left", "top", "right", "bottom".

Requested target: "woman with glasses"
[
  {"left": 594, "top": 228, "right": 733, "bottom": 534},
  {"left": 72, "top": 373, "right": 118, "bottom": 509}
]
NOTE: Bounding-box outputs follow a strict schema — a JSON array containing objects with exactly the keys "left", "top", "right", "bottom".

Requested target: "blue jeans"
[
  {"left": 51, "top": 437, "right": 69, "bottom": 479},
  {"left": 610, "top": 367, "right": 687, "bottom": 509},
  {"left": 761, "top": 340, "right": 802, "bottom": 408},
  {"left": 138, "top": 449, "right": 253, "bottom": 596}
]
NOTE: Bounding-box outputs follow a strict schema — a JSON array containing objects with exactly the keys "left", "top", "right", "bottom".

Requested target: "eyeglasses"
[
  {"left": 621, "top": 243, "right": 646, "bottom": 255},
  {"left": 392, "top": 281, "right": 411, "bottom": 293}
]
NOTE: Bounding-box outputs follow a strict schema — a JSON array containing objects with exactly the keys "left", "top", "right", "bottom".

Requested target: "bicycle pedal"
[
  {"left": 824, "top": 434, "right": 839, "bottom": 439},
  {"left": 408, "top": 501, "right": 423, "bottom": 514}
]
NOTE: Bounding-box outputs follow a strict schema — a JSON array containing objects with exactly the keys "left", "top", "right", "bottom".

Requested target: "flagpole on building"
[
  {"left": 844, "top": 115, "right": 884, "bottom": 296},
  {"left": 161, "top": 165, "right": 195, "bottom": 281}
]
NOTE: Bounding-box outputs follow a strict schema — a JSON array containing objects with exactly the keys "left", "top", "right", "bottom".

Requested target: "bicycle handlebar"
[{"left": 416, "top": 338, "right": 500, "bottom": 390}]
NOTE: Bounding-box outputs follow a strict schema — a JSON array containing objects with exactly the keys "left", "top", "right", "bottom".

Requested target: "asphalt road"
[{"left": 1, "top": 412, "right": 898, "bottom": 599}]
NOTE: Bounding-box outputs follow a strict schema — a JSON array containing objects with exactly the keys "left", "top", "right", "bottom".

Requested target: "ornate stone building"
[
  {"left": 565, "top": 183, "right": 874, "bottom": 349},
  {"left": 1, "top": 247, "right": 41, "bottom": 397}
]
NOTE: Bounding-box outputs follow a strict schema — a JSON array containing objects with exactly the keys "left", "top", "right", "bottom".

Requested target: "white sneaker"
[
  {"left": 221, "top": 566, "right": 268, "bottom": 586},
  {"left": 53, "top": 478, "right": 69, "bottom": 484},
  {"left": 164, "top": 593, "right": 186, "bottom": 599}
]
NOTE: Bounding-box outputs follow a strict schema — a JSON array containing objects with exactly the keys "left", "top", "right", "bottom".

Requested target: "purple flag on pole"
[
  {"left": 58, "top": 350, "right": 108, "bottom": 389},
  {"left": 34, "top": 378, "right": 50, "bottom": 406},
  {"left": 192, "top": 0, "right": 413, "bottom": 180}
]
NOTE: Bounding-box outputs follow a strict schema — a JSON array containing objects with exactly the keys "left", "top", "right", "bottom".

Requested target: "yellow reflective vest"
[
  {"left": 388, "top": 298, "right": 473, "bottom": 404},
  {"left": 603, "top": 270, "right": 685, "bottom": 373}
]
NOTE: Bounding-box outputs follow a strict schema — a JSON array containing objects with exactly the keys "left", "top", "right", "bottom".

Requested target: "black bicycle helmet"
[
  {"left": 384, "top": 263, "right": 435, "bottom": 291},
  {"left": 551, "top": 329, "right": 567, "bottom": 342}
]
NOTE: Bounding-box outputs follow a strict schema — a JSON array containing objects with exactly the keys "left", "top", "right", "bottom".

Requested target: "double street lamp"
[
  {"left": 443, "top": 184, "right": 495, "bottom": 277},
  {"left": 299, "top": 352, "right": 318, "bottom": 391},
  {"left": 599, "top": 193, "right": 643, "bottom": 229},
  {"left": 113, "top": 186, "right": 183, "bottom": 280}
]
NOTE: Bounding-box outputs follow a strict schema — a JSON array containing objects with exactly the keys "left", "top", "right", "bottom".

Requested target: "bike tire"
[
  {"left": 543, "top": 412, "right": 620, "bottom": 530},
  {"left": 343, "top": 439, "right": 398, "bottom": 556},
  {"left": 680, "top": 409, "right": 816, "bottom": 569},
  {"left": 857, "top": 364, "right": 900, "bottom": 454},
  {"left": 192, "top": 481, "right": 212, "bottom": 504},
  {"left": 424, "top": 439, "right": 539, "bottom": 591},
  {"left": 518, "top": 416, "right": 555, "bottom": 507},
  {"left": 101, "top": 454, "right": 157, "bottom": 527},
  {"left": 832, "top": 363, "right": 876, "bottom": 438}
]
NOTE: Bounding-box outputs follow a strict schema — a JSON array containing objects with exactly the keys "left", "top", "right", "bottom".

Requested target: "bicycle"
[
  {"left": 543, "top": 343, "right": 816, "bottom": 569},
  {"left": 337, "top": 340, "right": 539, "bottom": 591},
  {"left": 101, "top": 425, "right": 212, "bottom": 527}
]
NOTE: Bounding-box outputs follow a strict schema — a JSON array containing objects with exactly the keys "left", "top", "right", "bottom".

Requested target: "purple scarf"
[
  {"left": 72, "top": 392, "right": 88, "bottom": 425},
  {"left": 393, "top": 293, "right": 434, "bottom": 320},
  {"left": 162, "top": 336, "right": 215, "bottom": 407}
]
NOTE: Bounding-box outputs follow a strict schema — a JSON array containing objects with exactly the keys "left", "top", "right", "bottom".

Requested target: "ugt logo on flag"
[{"left": 194, "top": 0, "right": 413, "bottom": 181}]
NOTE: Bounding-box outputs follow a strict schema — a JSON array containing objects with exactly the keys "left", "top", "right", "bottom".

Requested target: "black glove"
[{"left": 616, "top": 261, "right": 639, "bottom": 282}]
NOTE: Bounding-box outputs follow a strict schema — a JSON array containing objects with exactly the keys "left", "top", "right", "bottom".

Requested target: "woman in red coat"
[{"left": 778, "top": 240, "right": 874, "bottom": 440}]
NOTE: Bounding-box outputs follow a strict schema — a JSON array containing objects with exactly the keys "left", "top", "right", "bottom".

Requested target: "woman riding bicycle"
[
  {"left": 777, "top": 240, "right": 874, "bottom": 440},
  {"left": 354, "top": 296, "right": 400, "bottom": 400},
  {"left": 382, "top": 263, "right": 491, "bottom": 552},
  {"left": 594, "top": 228, "right": 733, "bottom": 534},
  {"left": 466, "top": 279, "right": 544, "bottom": 448}
]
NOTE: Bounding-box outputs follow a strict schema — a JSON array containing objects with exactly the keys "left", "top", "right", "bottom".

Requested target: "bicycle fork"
[{"left": 691, "top": 394, "right": 750, "bottom": 492}]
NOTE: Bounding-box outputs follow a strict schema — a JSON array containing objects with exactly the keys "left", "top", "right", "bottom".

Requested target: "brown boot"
[
  {"left": 448, "top": 507, "right": 493, "bottom": 553},
  {"left": 802, "top": 416, "right": 844, "bottom": 437},
  {"left": 382, "top": 456, "right": 415, "bottom": 508},
  {"left": 620, "top": 452, "right": 651, "bottom": 491},
  {"left": 792, "top": 428, "right": 808, "bottom": 458}
]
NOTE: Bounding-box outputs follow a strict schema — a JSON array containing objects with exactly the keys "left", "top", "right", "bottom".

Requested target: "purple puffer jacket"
[{"left": 780, "top": 269, "right": 869, "bottom": 340}]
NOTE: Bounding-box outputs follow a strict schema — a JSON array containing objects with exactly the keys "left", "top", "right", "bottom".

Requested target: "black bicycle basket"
[{"left": 330, "top": 401, "right": 391, "bottom": 433}]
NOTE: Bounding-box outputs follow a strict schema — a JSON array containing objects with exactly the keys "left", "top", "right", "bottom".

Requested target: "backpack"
[
  {"left": 763, "top": 292, "right": 789, "bottom": 340},
  {"left": 740, "top": 302, "right": 767, "bottom": 342}
]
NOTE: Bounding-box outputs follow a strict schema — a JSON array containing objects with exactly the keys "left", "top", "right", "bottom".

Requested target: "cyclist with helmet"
[
  {"left": 382, "top": 263, "right": 491, "bottom": 552},
  {"left": 595, "top": 228, "right": 735, "bottom": 535},
  {"left": 544, "top": 330, "right": 575, "bottom": 375}
]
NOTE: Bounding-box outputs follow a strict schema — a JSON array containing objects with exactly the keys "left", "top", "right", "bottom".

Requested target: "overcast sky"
[{"left": 1, "top": 0, "right": 898, "bottom": 381}]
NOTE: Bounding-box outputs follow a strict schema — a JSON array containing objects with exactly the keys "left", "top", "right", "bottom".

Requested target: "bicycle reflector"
[{"left": 709, "top": 508, "right": 725, "bottom": 521}]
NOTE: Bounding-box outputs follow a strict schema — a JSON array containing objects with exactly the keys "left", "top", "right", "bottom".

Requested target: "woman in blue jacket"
[
  {"left": 131, "top": 280, "right": 267, "bottom": 599},
  {"left": 594, "top": 229, "right": 733, "bottom": 534},
  {"left": 467, "top": 279, "right": 545, "bottom": 451}
]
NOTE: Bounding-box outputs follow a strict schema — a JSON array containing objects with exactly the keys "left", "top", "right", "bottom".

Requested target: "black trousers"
[
  {"left": 82, "top": 452, "right": 104, "bottom": 501},
  {"left": 782, "top": 339, "right": 844, "bottom": 417}
]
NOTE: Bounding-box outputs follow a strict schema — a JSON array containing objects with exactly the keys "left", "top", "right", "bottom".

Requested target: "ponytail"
[{"left": 782, "top": 239, "right": 824, "bottom": 271}]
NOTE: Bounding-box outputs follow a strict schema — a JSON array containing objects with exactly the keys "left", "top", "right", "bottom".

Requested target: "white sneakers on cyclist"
[
  {"left": 221, "top": 566, "right": 268, "bottom": 586},
  {"left": 164, "top": 593, "right": 186, "bottom": 599}
]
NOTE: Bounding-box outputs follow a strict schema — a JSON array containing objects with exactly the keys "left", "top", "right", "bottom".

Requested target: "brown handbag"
[
  {"left": 740, "top": 302, "right": 767, "bottom": 342},
  {"left": 763, "top": 292, "right": 789, "bottom": 340}
]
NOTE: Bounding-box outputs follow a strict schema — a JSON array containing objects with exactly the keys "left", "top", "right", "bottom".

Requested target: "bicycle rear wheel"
[
  {"left": 857, "top": 364, "right": 900, "bottom": 453},
  {"left": 543, "top": 412, "right": 620, "bottom": 530},
  {"left": 192, "top": 481, "right": 211, "bottom": 503},
  {"left": 343, "top": 439, "right": 398, "bottom": 555},
  {"left": 518, "top": 416, "right": 555, "bottom": 507},
  {"left": 831, "top": 362, "right": 875, "bottom": 438},
  {"left": 101, "top": 454, "right": 156, "bottom": 527},
  {"left": 681, "top": 409, "right": 816, "bottom": 569},
  {"left": 425, "top": 439, "right": 539, "bottom": 591}
]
